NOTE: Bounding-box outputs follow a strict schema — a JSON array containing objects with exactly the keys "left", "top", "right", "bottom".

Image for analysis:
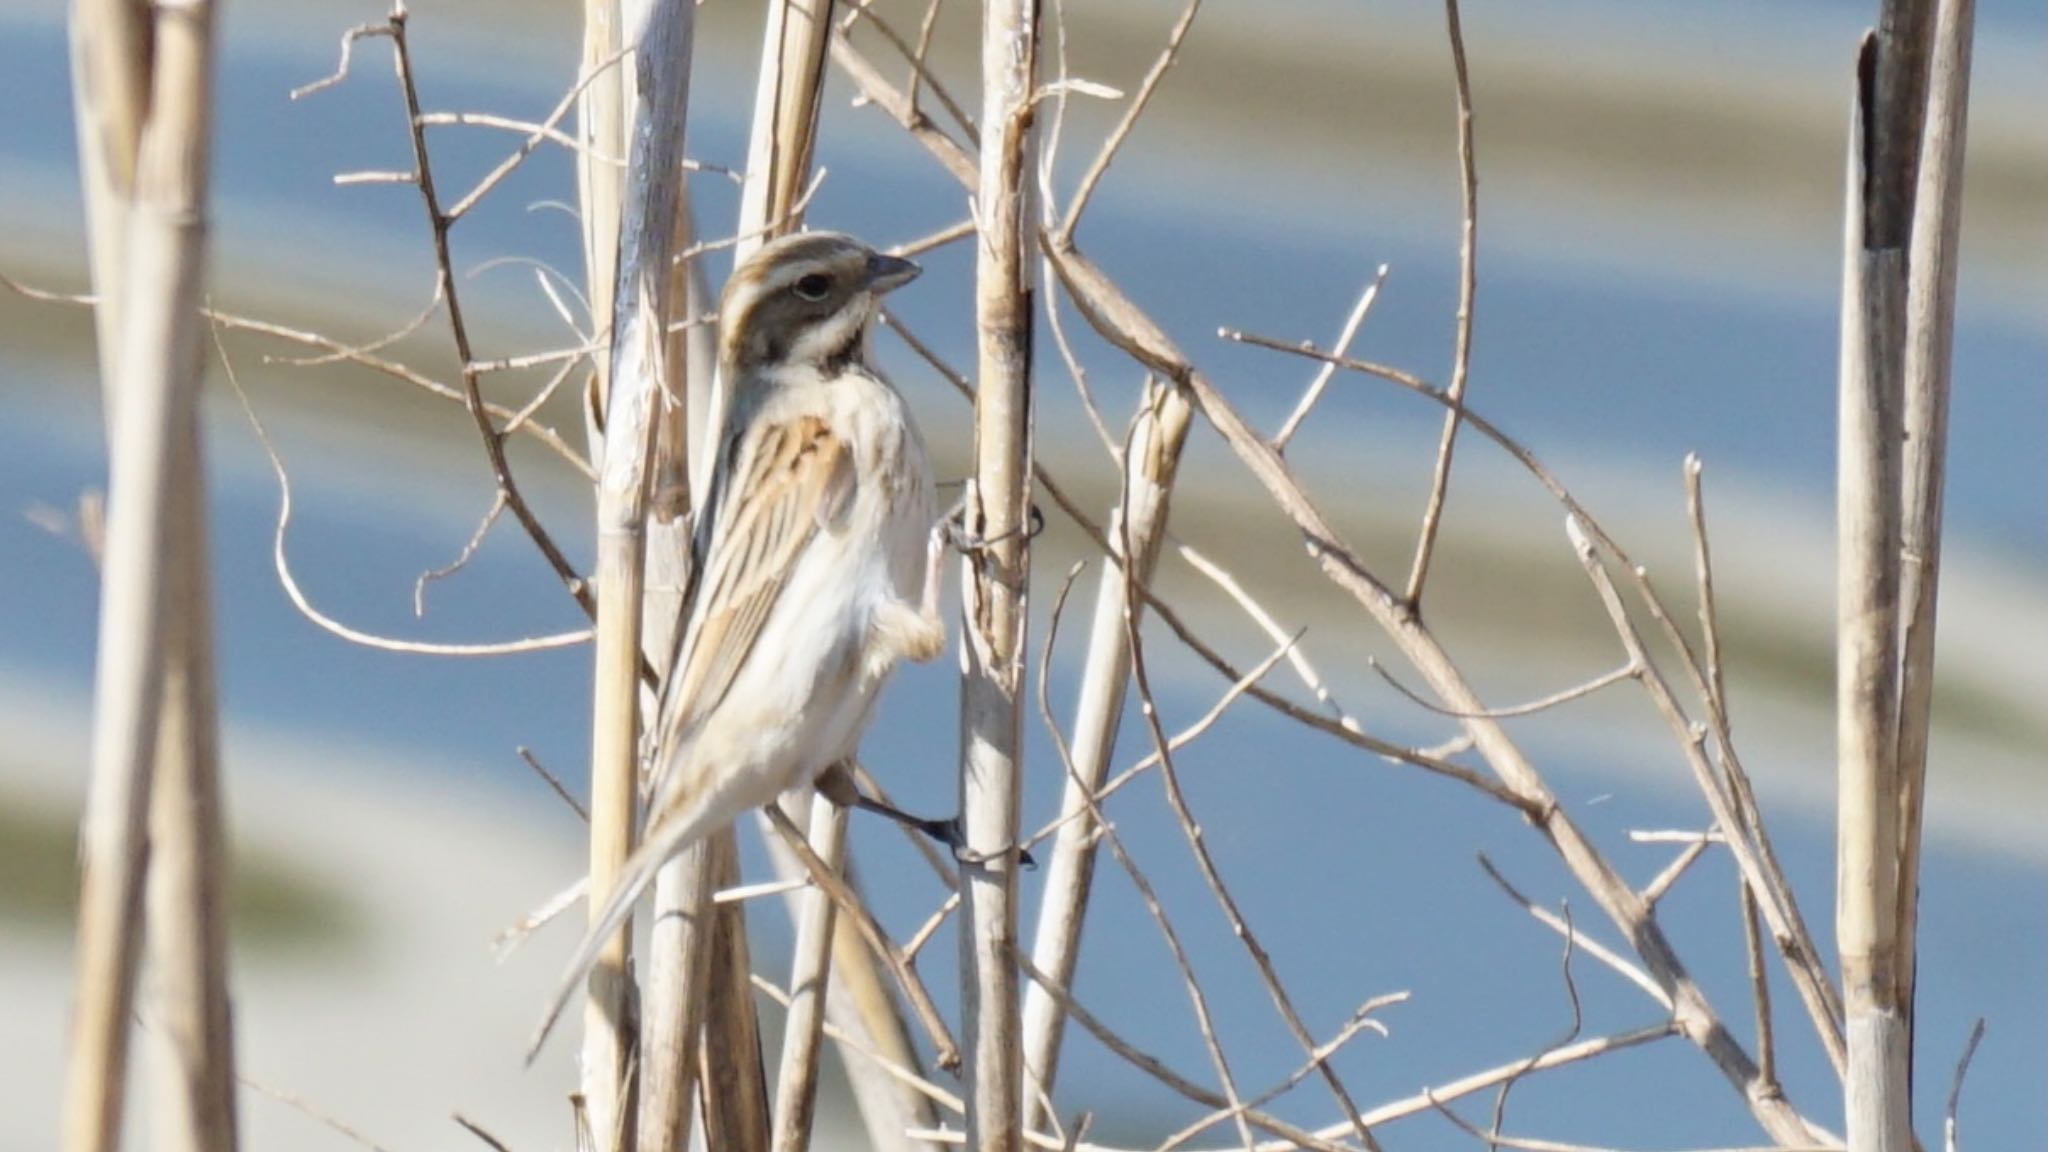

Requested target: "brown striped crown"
[{"left": 718, "top": 231, "right": 920, "bottom": 377}]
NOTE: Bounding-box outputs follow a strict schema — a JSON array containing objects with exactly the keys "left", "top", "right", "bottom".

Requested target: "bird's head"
[{"left": 717, "top": 231, "right": 920, "bottom": 377}]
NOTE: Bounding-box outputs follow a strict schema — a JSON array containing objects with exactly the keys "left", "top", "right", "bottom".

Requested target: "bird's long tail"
[{"left": 524, "top": 778, "right": 740, "bottom": 1064}]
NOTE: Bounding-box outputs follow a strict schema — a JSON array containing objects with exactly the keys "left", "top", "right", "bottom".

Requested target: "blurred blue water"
[{"left": 3, "top": 4, "right": 2042, "bottom": 1148}]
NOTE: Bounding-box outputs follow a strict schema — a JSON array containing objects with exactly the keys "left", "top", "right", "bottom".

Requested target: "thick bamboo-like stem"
[
  {"left": 1018, "top": 379, "right": 1188, "bottom": 1127},
  {"left": 68, "top": 0, "right": 148, "bottom": 385},
  {"left": 64, "top": 3, "right": 228, "bottom": 1151},
  {"left": 1893, "top": 0, "right": 1972, "bottom": 1036},
  {"left": 582, "top": 4, "right": 696, "bottom": 1149},
  {"left": 635, "top": 193, "right": 715, "bottom": 1152},
  {"left": 722, "top": 0, "right": 833, "bottom": 471},
  {"left": 769, "top": 796, "right": 849, "bottom": 1152},
  {"left": 700, "top": 837, "right": 774, "bottom": 1152},
  {"left": 575, "top": 0, "right": 632, "bottom": 1141},
  {"left": 736, "top": 0, "right": 832, "bottom": 254},
  {"left": 579, "top": 0, "right": 628, "bottom": 414},
  {"left": 960, "top": 2, "right": 1039, "bottom": 1149},
  {"left": 143, "top": 420, "right": 238, "bottom": 1152},
  {"left": 1837, "top": 24, "right": 1919, "bottom": 1152}
]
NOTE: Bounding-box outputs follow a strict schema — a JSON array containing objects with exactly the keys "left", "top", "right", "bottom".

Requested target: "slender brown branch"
[
  {"left": 1274, "top": 265, "right": 1388, "bottom": 452},
  {"left": 1056, "top": 0, "right": 1201, "bottom": 238},
  {"left": 1403, "top": 0, "right": 1480, "bottom": 605},
  {"left": 381, "top": 7, "right": 594, "bottom": 616}
]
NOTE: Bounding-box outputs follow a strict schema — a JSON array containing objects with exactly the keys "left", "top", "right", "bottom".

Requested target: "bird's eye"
[{"left": 792, "top": 273, "right": 833, "bottom": 301}]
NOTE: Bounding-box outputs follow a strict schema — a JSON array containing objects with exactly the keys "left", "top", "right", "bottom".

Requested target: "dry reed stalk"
[
  {"left": 1018, "top": 3, "right": 1200, "bottom": 1123},
  {"left": 1837, "top": 17, "right": 1926, "bottom": 1150},
  {"left": 1893, "top": 0, "right": 1973, "bottom": 1033},
  {"left": 769, "top": 799, "right": 850, "bottom": 1152},
  {"left": 67, "top": 0, "right": 146, "bottom": 390},
  {"left": 574, "top": 1, "right": 633, "bottom": 1130},
  {"left": 635, "top": 182, "right": 717, "bottom": 1152},
  {"left": 142, "top": 423, "right": 237, "bottom": 1152},
  {"left": 64, "top": 2, "right": 231, "bottom": 1150},
  {"left": 581, "top": 4, "right": 698, "bottom": 1148},
  {"left": 960, "top": 2, "right": 1040, "bottom": 1148},
  {"left": 700, "top": 837, "right": 774, "bottom": 1152},
  {"left": 1017, "top": 381, "right": 1188, "bottom": 1125},
  {"left": 736, "top": 0, "right": 833, "bottom": 259},
  {"left": 579, "top": 0, "right": 628, "bottom": 416}
]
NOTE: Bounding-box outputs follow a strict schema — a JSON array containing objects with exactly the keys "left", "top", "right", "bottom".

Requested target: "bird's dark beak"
[{"left": 865, "top": 252, "right": 921, "bottom": 294}]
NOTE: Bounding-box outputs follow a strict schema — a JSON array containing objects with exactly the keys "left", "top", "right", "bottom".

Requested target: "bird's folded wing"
[{"left": 658, "top": 413, "right": 851, "bottom": 742}]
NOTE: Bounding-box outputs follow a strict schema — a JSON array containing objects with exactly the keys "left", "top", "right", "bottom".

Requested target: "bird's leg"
[
  {"left": 818, "top": 761, "right": 1035, "bottom": 868},
  {"left": 942, "top": 497, "right": 1045, "bottom": 555}
]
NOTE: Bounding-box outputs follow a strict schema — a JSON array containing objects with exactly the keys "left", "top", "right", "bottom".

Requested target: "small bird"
[{"left": 529, "top": 231, "right": 947, "bottom": 1057}]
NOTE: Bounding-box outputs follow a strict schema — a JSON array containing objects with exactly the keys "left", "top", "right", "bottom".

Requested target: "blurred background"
[{"left": 1, "top": 0, "right": 2042, "bottom": 1149}]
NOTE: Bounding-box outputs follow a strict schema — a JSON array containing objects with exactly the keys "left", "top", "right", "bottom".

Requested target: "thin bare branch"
[
  {"left": 414, "top": 492, "right": 508, "bottom": 617},
  {"left": 1943, "top": 1020, "right": 1986, "bottom": 1152},
  {"left": 517, "top": 746, "right": 590, "bottom": 823},
  {"left": 223, "top": 352, "right": 591, "bottom": 657},
  {"left": 1273, "top": 265, "right": 1388, "bottom": 452},
  {"left": 1057, "top": 0, "right": 1201, "bottom": 237},
  {"left": 1402, "top": 0, "right": 1481, "bottom": 604},
  {"left": 1367, "top": 656, "right": 1637, "bottom": 721}
]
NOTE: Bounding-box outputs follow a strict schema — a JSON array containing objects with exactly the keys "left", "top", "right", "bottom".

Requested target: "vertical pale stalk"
[
  {"left": 635, "top": 188, "right": 717, "bottom": 1152},
  {"left": 1018, "top": 379, "right": 1189, "bottom": 1126},
  {"left": 580, "top": 0, "right": 628, "bottom": 413},
  {"left": 69, "top": 0, "right": 148, "bottom": 388},
  {"left": 576, "top": 0, "right": 631, "bottom": 1140},
  {"left": 1836, "top": 27, "right": 1913, "bottom": 1152},
  {"left": 717, "top": 0, "right": 834, "bottom": 486},
  {"left": 734, "top": 0, "right": 833, "bottom": 257},
  {"left": 143, "top": 420, "right": 237, "bottom": 1152},
  {"left": 64, "top": 2, "right": 226, "bottom": 1150},
  {"left": 960, "top": 2, "right": 1039, "bottom": 1148},
  {"left": 583, "top": 3, "right": 697, "bottom": 1149},
  {"left": 1893, "top": 0, "right": 1973, "bottom": 1028},
  {"left": 768, "top": 797, "right": 849, "bottom": 1152},
  {"left": 699, "top": 838, "right": 774, "bottom": 1152}
]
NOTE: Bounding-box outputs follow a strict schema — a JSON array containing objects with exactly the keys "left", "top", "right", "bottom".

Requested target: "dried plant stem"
[
  {"left": 1837, "top": 30, "right": 1912, "bottom": 1152},
  {"left": 1019, "top": 2, "right": 1207, "bottom": 1123},
  {"left": 636, "top": 173, "right": 716, "bottom": 1152},
  {"left": 1019, "top": 377, "right": 1190, "bottom": 1128},
  {"left": 959, "top": 2, "right": 1040, "bottom": 1149},
  {"left": 1046, "top": 241, "right": 1818, "bottom": 1145},
  {"left": 68, "top": 0, "right": 146, "bottom": 394},
  {"left": 144, "top": 408, "right": 237, "bottom": 1152},
  {"left": 1893, "top": 0, "right": 1972, "bottom": 1032},
  {"left": 700, "top": 837, "right": 774, "bottom": 1152},
  {"left": 737, "top": 0, "right": 833, "bottom": 263},
  {"left": 65, "top": 2, "right": 230, "bottom": 1150},
  {"left": 375, "top": 11, "right": 593, "bottom": 619},
  {"left": 579, "top": 4, "right": 697, "bottom": 1147},
  {"left": 1403, "top": 0, "right": 1478, "bottom": 605},
  {"left": 769, "top": 796, "right": 849, "bottom": 1152},
  {"left": 578, "top": 0, "right": 627, "bottom": 410}
]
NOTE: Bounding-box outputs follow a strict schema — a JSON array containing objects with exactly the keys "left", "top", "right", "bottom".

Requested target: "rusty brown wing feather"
[{"left": 655, "top": 413, "right": 851, "bottom": 749}]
